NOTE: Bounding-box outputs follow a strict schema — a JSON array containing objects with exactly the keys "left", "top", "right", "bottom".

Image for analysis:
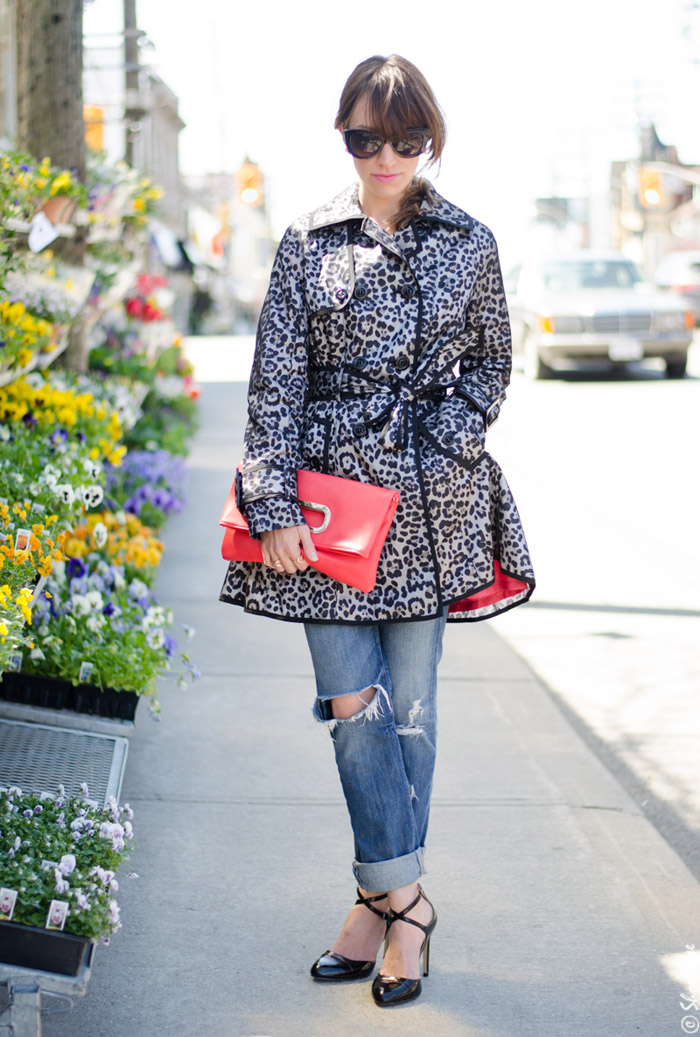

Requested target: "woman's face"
[{"left": 343, "top": 96, "right": 420, "bottom": 211}]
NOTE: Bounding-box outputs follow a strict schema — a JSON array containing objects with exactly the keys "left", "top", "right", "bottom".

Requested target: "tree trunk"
[{"left": 16, "top": 0, "right": 88, "bottom": 371}]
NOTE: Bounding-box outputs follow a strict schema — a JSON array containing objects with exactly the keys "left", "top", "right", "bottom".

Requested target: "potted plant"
[{"left": 0, "top": 784, "right": 135, "bottom": 976}]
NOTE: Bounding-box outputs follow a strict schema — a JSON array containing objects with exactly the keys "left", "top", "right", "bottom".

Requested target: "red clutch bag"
[{"left": 220, "top": 469, "right": 400, "bottom": 593}]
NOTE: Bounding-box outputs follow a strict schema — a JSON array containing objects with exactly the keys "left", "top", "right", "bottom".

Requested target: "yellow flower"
[
  {"left": 132, "top": 197, "right": 146, "bottom": 212},
  {"left": 56, "top": 406, "right": 77, "bottom": 427},
  {"left": 17, "top": 348, "right": 34, "bottom": 368},
  {"left": 0, "top": 621, "right": 8, "bottom": 637},
  {"left": 8, "top": 301, "right": 26, "bottom": 323},
  {"left": 49, "top": 171, "right": 72, "bottom": 196},
  {"left": 34, "top": 176, "right": 47, "bottom": 188}
]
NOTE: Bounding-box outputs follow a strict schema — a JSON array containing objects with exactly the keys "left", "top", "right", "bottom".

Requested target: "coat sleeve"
[
  {"left": 453, "top": 227, "right": 512, "bottom": 427},
  {"left": 240, "top": 226, "right": 309, "bottom": 537}
]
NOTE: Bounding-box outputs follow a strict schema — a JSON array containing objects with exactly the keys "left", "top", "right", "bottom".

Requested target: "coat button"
[
  {"left": 443, "top": 431, "right": 456, "bottom": 445},
  {"left": 352, "top": 421, "right": 367, "bottom": 437},
  {"left": 352, "top": 357, "right": 367, "bottom": 370},
  {"left": 399, "top": 284, "right": 415, "bottom": 299},
  {"left": 395, "top": 355, "right": 410, "bottom": 371},
  {"left": 334, "top": 287, "right": 348, "bottom": 302},
  {"left": 354, "top": 283, "right": 368, "bottom": 300}
]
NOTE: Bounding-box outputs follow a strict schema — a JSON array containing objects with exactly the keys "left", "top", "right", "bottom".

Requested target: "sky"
[{"left": 83, "top": 0, "right": 700, "bottom": 266}]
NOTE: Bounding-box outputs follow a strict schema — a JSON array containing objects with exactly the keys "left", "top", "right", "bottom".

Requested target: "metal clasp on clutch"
[{"left": 299, "top": 499, "right": 331, "bottom": 534}]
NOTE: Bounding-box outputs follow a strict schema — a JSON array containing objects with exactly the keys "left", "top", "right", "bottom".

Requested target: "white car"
[{"left": 505, "top": 252, "right": 694, "bottom": 379}]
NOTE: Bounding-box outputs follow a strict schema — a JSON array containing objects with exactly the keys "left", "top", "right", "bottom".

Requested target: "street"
[
  {"left": 188, "top": 333, "right": 700, "bottom": 879},
  {"left": 489, "top": 337, "right": 700, "bottom": 877}
]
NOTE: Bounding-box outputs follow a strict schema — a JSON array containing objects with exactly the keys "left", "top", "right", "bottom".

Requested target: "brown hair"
[{"left": 335, "top": 55, "right": 447, "bottom": 232}]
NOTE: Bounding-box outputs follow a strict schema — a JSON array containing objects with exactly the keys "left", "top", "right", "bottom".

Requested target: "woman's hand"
[{"left": 260, "top": 525, "right": 318, "bottom": 574}]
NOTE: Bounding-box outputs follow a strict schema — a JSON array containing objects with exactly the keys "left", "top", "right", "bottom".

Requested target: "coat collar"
[{"left": 308, "top": 181, "right": 475, "bottom": 234}]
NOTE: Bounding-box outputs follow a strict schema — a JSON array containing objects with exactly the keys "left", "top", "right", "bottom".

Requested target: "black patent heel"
[
  {"left": 310, "top": 888, "right": 389, "bottom": 982},
  {"left": 371, "top": 886, "right": 437, "bottom": 1006}
]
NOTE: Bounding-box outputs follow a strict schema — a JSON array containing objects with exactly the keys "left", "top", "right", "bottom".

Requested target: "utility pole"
[{"left": 123, "top": 0, "right": 142, "bottom": 165}]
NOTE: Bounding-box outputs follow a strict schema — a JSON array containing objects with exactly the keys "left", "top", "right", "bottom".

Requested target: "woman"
[{"left": 220, "top": 54, "right": 535, "bottom": 1007}]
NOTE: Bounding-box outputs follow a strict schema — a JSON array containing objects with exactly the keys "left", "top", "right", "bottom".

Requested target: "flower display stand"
[
  {"left": 0, "top": 943, "right": 94, "bottom": 1035},
  {"left": 0, "top": 717, "right": 128, "bottom": 1032}
]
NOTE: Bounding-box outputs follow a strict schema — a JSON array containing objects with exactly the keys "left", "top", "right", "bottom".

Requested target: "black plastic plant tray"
[
  {"left": 0, "top": 919, "right": 91, "bottom": 976},
  {"left": 0, "top": 672, "right": 139, "bottom": 720}
]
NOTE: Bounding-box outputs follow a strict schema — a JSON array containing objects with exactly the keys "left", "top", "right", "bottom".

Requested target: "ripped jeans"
[{"left": 304, "top": 611, "right": 447, "bottom": 892}]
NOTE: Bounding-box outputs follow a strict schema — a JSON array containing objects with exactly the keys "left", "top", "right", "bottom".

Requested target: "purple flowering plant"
[
  {"left": 0, "top": 783, "right": 134, "bottom": 941},
  {"left": 24, "top": 553, "right": 199, "bottom": 711},
  {"left": 105, "top": 449, "right": 187, "bottom": 529}
]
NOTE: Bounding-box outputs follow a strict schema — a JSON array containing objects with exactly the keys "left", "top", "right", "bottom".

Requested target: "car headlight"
[
  {"left": 655, "top": 311, "right": 686, "bottom": 331},
  {"left": 536, "top": 315, "right": 585, "bottom": 334}
]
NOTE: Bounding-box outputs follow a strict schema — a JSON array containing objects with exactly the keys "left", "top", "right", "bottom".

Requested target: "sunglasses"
[{"left": 343, "top": 127, "right": 430, "bottom": 160}]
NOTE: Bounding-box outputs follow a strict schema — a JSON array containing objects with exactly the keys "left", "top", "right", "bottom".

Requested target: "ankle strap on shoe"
[
  {"left": 355, "top": 887, "right": 388, "bottom": 919},
  {"left": 386, "top": 886, "right": 431, "bottom": 933}
]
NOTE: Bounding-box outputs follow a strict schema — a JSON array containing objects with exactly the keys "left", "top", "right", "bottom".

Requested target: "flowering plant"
[
  {"left": 0, "top": 784, "right": 134, "bottom": 942},
  {"left": 0, "top": 583, "right": 36, "bottom": 672},
  {"left": 24, "top": 552, "right": 198, "bottom": 708},
  {"left": 85, "top": 154, "right": 162, "bottom": 239},
  {"left": 0, "top": 299, "right": 54, "bottom": 371},
  {"left": 105, "top": 450, "right": 187, "bottom": 529},
  {"left": 0, "top": 431, "right": 108, "bottom": 535},
  {"left": 0, "top": 375, "right": 126, "bottom": 468},
  {"left": 3, "top": 251, "right": 95, "bottom": 325},
  {"left": 63, "top": 510, "right": 163, "bottom": 584}
]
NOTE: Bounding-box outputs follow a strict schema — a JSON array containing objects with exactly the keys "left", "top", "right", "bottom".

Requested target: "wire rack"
[{"left": 0, "top": 719, "right": 128, "bottom": 806}]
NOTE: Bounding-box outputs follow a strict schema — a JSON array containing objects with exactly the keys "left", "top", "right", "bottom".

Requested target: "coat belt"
[{"left": 308, "top": 369, "right": 455, "bottom": 451}]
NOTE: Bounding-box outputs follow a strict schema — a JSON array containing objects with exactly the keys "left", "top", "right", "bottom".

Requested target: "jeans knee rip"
[
  {"left": 313, "top": 684, "right": 391, "bottom": 732},
  {"left": 396, "top": 698, "right": 425, "bottom": 737}
]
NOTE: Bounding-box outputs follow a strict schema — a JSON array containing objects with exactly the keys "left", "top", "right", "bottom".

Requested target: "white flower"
[
  {"left": 79, "top": 484, "right": 104, "bottom": 509},
  {"left": 54, "top": 483, "right": 75, "bottom": 505},
  {"left": 85, "top": 590, "right": 104, "bottom": 610},
  {"left": 54, "top": 868, "right": 70, "bottom": 894},
  {"left": 82, "top": 459, "right": 101, "bottom": 481},
  {"left": 0, "top": 426, "right": 9, "bottom": 443},
  {"left": 129, "top": 578, "right": 149, "bottom": 600},
  {"left": 75, "top": 890, "right": 91, "bottom": 910},
  {"left": 108, "top": 899, "right": 121, "bottom": 928},
  {"left": 30, "top": 648, "right": 46, "bottom": 661},
  {"left": 71, "top": 594, "right": 91, "bottom": 617},
  {"left": 59, "top": 853, "right": 77, "bottom": 875},
  {"left": 146, "top": 627, "right": 165, "bottom": 650},
  {"left": 93, "top": 522, "right": 108, "bottom": 548},
  {"left": 112, "top": 570, "right": 126, "bottom": 591},
  {"left": 142, "top": 605, "right": 165, "bottom": 630},
  {"left": 86, "top": 614, "right": 105, "bottom": 632}
]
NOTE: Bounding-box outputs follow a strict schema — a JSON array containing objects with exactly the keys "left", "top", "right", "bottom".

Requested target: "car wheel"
[
  {"left": 665, "top": 355, "right": 688, "bottom": 379},
  {"left": 523, "top": 332, "right": 553, "bottom": 380}
]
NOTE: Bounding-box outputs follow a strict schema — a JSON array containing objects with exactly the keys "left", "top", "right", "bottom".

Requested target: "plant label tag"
[
  {"left": 46, "top": 899, "right": 69, "bottom": 931},
  {"left": 14, "top": 528, "right": 31, "bottom": 552},
  {"left": 7, "top": 654, "right": 22, "bottom": 672},
  {"left": 31, "top": 575, "right": 48, "bottom": 604},
  {"left": 0, "top": 888, "right": 18, "bottom": 921},
  {"left": 79, "top": 661, "right": 93, "bottom": 683},
  {"left": 28, "top": 211, "right": 59, "bottom": 253}
]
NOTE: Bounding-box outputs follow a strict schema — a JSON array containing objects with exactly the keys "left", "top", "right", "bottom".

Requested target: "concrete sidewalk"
[{"left": 46, "top": 375, "right": 700, "bottom": 1037}]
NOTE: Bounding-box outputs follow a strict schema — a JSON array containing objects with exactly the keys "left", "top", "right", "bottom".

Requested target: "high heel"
[
  {"left": 310, "top": 889, "right": 388, "bottom": 982},
  {"left": 371, "top": 886, "right": 437, "bottom": 1007}
]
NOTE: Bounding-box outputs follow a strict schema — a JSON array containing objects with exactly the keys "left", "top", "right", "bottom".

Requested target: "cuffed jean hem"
[{"left": 352, "top": 847, "right": 426, "bottom": 891}]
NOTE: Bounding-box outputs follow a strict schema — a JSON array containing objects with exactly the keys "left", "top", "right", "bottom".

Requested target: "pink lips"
[{"left": 373, "top": 174, "right": 400, "bottom": 182}]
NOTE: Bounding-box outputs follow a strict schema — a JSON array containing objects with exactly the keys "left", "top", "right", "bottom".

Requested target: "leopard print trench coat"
[{"left": 220, "top": 181, "right": 535, "bottom": 624}]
